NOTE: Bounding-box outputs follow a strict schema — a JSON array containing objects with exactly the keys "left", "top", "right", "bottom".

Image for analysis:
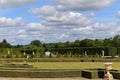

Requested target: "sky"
[{"left": 0, "top": 0, "right": 120, "bottom": 45}]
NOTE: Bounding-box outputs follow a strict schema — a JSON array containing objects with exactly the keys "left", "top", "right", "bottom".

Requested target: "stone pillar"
[
  {"left": 85, "top": 51, "right": 87, "bottom": 55},
  {"left": 102, "top": 50, "right": 104, "bottom": 57},
  {"left": 104, "top": 62, "right": 114, "bottom": 80},
  {"left": 8, "top": 50, "right": 10, "bottom": 54}
]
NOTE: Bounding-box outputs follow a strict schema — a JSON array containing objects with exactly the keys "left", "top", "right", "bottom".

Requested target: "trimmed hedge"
[
  {"left": 0, "top": 67, "right": 120, "bottom": 79},
  {"left": 0, "top": 47, "right": 119, "bottom": 58},
  {"left": 1, "top": 58, "right": 120, "bottom": 62},
  {"left": 82, "top": 68, "right": 120, "bottom": 79},
  {"left": 0, "top": 63, "right": 82, "bottom": 78},
  {"left": 112, "top": 71, "right": 120, "bottom": 79},
  {"left": 82, "top": 70, "right": 98, "bottom": 79},
  {"left": 0, "top": 70, "right": 81, "bottom": 78},
  {"left": 0, "top": 63, "right": 33, "bottom": 68},
  {"left": 104, "top": 47, "right": 117, "bottom": 56},
  {"left": 117, "top": 47, "right": 120, "bottom": 56}
]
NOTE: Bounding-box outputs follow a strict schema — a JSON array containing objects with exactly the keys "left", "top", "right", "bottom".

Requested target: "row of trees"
[
  {"left": 44, "top": 35, "right": 120, "bottom": 50},
  {"left": 1, "top": 35, "right": 120, "bottom": 49},
  {"left": 0, "top": 35, "right": 120, "bottom": 58}
]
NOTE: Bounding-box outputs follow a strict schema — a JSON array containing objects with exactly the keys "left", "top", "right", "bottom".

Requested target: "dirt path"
[{"left": 0, "top": 77, "right": 104, "bottom": 80}]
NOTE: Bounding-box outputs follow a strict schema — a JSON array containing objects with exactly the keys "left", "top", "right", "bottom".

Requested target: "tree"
[
  {"left": 64, "top": 41, "right": 72, "bottom": 48},
  {"left": 103, "top": 38, "right": 113, "bottom": 47},
  {"left": 112, "top": 35, "right": 120, "bottom": 47},
  {"left": 30, "top": 40, "right": 42, "bottom": 47},
  {"left": 74, "top": 40, "right": 80, "bottom": 47},
  {"left": 80, "top": 39, "right": 95, "bottom": 47},
  {"left": 0, "top": 39, "right": 11, "bottom": 48},
  {"left": 94, "top": 39, "right": 104, "bottom": 47}
]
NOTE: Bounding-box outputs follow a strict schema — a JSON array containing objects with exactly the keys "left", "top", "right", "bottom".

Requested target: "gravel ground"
[{"left": 0, "top": 77, "right": 104, "bottom": 80}]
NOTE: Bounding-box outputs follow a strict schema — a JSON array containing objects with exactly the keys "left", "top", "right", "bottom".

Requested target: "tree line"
[
  {"left": 1, "top": 35, "right": 120, "bottom": 49},
  {"left": 0, "top": 35, "right": 120, "bottom": 58}
]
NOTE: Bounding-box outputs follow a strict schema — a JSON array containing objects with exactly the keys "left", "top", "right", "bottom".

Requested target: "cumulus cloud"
[
  {"left": 72, "top": 26, "right": 93, "bottom": 35},
  {"left": 93, "top": 22, "right": 117, "bottom": 36},
  {"left": 28, "top": 3, "right": 117, "bottom": 43},
  {"left": 0, "top": 17, "right": 24, "bottom": 27},
  {"left": 17, "top": 30, "right": 26, "bottom": 35},
  {"left": 117, "top": 11, "right": 120, "bottom": 19},
  {"left": 0, "top": 0, "right": 38, "bottom": 8},
  {"left": 26, "top": 23, "right": 45, "bottom": 31},
  {"left": 53, "top": 0, "right": 115, "bottom": 11},
  {"left": 27, "top": 0, "right": 116, "bottom": 43},
  {"left": 41, "top": 12, "right": 96, "bottom": 28},
  {"left": 93, "top": 22, "right": 116, "bottom": 31},
  {"left": 29, "top": 5, "right": 56, "bottom": 16},
  {"left": 0, "top": 0, "right": 117, "bottom": 44}
]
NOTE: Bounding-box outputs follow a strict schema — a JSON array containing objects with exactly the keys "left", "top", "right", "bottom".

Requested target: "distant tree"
[
  {"left": 74, "top": 40, "right": 80, "bottom": 47},
  {"left": 57, "top": 42, "right": 64, "bottom": 48},
  {"left": 30, "top": 40, "right": 42, "bottom": 47},
  {"left": 15, "top": 44, "right": 23, "bottom": 48},
  {"left": 64, "top": 41, "right": 71, "bottom": 48},
  {"left": 103, "top": 38, "right": 113, "bottom": 47},
  {"left": 0, "top": 39, "right": 11, "bottom": 48},
  {"left": 112, "top": 35, "right": 120, "bottom": 47},
  {"left": 80, "top": 39, "right": 95, "bottom": 47},
  {"left": 94, "top": 39, "right": 104, "bottom": 47}
]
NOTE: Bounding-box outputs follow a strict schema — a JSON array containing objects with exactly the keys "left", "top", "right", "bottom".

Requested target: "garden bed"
[{"left": 0, "top": 63, "right": 120, "bottom": 79}]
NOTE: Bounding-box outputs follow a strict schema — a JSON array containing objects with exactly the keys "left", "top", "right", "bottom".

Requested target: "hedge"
[
  {"left": 0, "top": 70, "right": 82, "bottom": 78},
  {"left": 111, "top": 71, "right": 120, "bottom": 79},
  {"left": 0, "top": 63, "right": 33, "bottom": 68},
  {"left": 82, "top": 70, "right": 98, "bottom": 79},
  {"left": 117, "top": 47, "right": 120, "bottom": 56},
  {"left": 82, "top": 68, "right": 120, "bottom": 79},
  {"left": 0, "top": 67, "right": 120, "bottom": 79},
  {"left": 0, "top": 47, "right": 119, "bottom": 58},
  {"left": 104, "top": 47, "right": 117, "bottom": 56}
]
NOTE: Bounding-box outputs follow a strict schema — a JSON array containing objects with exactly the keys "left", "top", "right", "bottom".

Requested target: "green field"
[{"left": 30, "top": 62, "right": 120, "bottom": 70}]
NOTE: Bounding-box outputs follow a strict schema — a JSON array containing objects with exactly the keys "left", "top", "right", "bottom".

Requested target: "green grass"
[{"left": 29, "top": 62, "right": 120, "bottom": 70}]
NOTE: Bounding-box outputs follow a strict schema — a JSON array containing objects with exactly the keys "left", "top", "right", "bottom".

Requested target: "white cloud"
[
  {"left": 19, "top": 34, "right": 27, "bottom": 38},
  {"left": 42, "top": 12, "right": 96, "bottom": 28},
  {"left": 17, "top": 30, "right": 26, "bottom": 35},
  {"left": 0, "top": 0, "right": 38, "bottom": 8},
  {"left": 26, "top": 23, "right": 45, "bottom": 31},
  {"left": 27, "top": 0, "right": 117, "bottom": 43},
  {"left": 0, "top": 17, "right": 24, "bottom": 27},
  {"left": 0, "top": 0, "right": 117, "bottom": 44},
  {"left": 93, "top": 22, "right": 116, "bottom": 31},
  {"left": 29, "top": 5, "right": 56, "bottom": 16},
  {"left": 117, "top": 11, "right": 120, "bottom": 19},
  {"left": 72, "top": 26, "right": 93, "bottom": 35},
  {"left": 89, "top": 12, "right": 95, "bottom": 17},
  {"left": 59, "top": 33, "right": 69, "bottom": 39},
  {"left": 53, "top": 0, "right": 115, "bottom": 11},
  {"left": 91, "top": 22, "right": 117, "bottom": 38},
  {"left": 28, "top": 4, "right": 118, "bottom": 43}
]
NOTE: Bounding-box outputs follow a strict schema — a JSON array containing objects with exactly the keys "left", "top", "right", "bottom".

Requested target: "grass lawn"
[{"left": 30, "top": 62, "right": 120, "bottom": 70}]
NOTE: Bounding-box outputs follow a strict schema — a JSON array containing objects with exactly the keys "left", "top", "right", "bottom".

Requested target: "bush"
[
  {"left": 82, "top": 70, "right": 98, "bottom": 79},
  {"left": 104, "top": 47, "right": 117, "bottom": 56},
  {"left": 112, "top": 71, "right": 120, "bottom": 79},
  {"left": 0, "top": 70, "right": 82, "bottom": 78}
]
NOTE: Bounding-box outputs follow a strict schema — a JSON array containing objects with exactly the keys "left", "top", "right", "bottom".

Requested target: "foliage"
[
  {"left": 1, "top": 35, "right": 120, "bottom": 58},
  {"left": 30, "top": 40, "right": 42, "bottom": 47},
  {"left": 104, "top": 47, "right": 117, "bottom": 56},
  {"left": 82, "top": 70, "right": 98, "bottom": 79},
  {"left": 0, "top": 39, "right": 11, "bottom": 48}
]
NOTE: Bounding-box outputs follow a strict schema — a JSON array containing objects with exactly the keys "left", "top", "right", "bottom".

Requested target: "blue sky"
[{"left": 0, "top": 0, "right": 120, "bottom": 45}]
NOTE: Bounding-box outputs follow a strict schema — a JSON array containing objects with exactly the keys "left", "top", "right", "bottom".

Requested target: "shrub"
[
  {"left": 104, "top": 47, "right": 117, "bottom": 56},
  {"left": 0, "top": 70, "right": 82, "bottom": 78},
  {"left": 82, "top": 70, "right": 98, "bottom": 79}
]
